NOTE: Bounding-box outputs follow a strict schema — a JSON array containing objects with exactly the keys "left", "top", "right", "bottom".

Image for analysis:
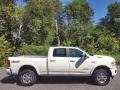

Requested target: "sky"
[
  {"left": 17, "top": 0, "right": 120, "bottom": 23},
  {"left": 87, "top": 0, "right": 120, "bottom": 23}
]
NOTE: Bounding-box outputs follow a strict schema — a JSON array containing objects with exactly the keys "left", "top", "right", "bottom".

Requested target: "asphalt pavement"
[{"left": 0, "top": 66, "right": 120, "bottom": 90}]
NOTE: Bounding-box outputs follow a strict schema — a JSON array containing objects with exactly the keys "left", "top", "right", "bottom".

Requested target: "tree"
[
  {"left": 0, "top": 0, "right": 15, "bottom": 40},
  {"left": 61, "top": 0, "right": 94, "bottom": 46},
  {"left": 0, "top": 0, "right": 24, "bottom": 48},
  {"left": 65, "top": 0, "right": 93, "bottom": 24},
  {"left": 0, "top": 36, "right": 12, "bottom": 67},
  {"left": 22, "top": 0, "right": 62, "bottom": 46},
  {"left": 99, "top": 2, "right": 120, "bottom": 37}
]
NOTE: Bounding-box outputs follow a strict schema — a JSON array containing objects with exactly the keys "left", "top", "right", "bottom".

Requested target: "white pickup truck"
[{"left": 6, "top": 47, "right": 117, "bottom": 86}]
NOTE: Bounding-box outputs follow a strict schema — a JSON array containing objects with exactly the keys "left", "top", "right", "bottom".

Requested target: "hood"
[{"left": 92, "top": 55, "right": 115, "bottom": 62}]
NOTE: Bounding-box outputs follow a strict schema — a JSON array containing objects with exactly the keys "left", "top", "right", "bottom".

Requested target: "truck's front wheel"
[
  {"left": 19, "top": 69, "right": 37, "bottom": 86},
  {"left": 92, "top": 69, "right": 110, "bottom": 86}
]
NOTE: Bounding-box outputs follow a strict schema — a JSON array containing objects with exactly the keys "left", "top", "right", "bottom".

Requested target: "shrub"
[
  {"left": 0, "top": 36, "right": 13, "bottom": 67},
  {"left": 16, "top": 43, "right": 49, "bottom": 56},
  {"left": 112, "top": 54, "right": 120, "bottom": 65}
]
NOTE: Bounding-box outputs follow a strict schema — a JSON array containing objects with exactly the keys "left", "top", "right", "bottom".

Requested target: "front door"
[{"left": 68, "top": 48, "right": 92, "bottom": 74}]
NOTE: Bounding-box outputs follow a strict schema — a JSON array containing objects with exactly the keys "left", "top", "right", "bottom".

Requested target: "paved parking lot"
[{"left": 0, "top": 66, "right": 120, "bottom": 90}]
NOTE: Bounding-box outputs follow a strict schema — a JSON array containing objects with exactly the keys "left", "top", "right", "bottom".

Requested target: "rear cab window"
[{"left": 53, "top": 48, "right": 67, "bottom": 57}]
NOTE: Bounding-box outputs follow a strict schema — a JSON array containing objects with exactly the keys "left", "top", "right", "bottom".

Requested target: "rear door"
[{"left": 48, "top": 48, "right": 69, "bottom": 74}]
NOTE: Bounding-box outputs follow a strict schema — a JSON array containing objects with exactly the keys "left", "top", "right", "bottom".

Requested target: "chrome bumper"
[{"left": 6, "top": 68, "right": 12, "bottom": 75}]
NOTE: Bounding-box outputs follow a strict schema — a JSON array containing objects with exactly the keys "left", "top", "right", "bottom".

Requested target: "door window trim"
[{"left": 68, "top": 48, "right": 83, "bottom": 57}]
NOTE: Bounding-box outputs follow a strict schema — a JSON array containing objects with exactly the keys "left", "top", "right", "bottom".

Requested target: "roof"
[{"left": 50, "top": 46, "right": 80, "bottom": 49}]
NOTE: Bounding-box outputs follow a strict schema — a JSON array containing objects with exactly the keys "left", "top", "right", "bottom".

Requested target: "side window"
[
  {"left": 69, "top": 49, "right": 83, "bottom": 57},
  {"left": 53, "top": 48, "right": 66, "bottom": 57}
]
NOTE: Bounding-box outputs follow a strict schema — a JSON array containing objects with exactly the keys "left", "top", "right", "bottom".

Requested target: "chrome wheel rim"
[
  {"left": 22, "top": 73, "right": 33, "bottom": 84},
  {"left": 97, "top": 72, "right": 107, "bottom": 84}
]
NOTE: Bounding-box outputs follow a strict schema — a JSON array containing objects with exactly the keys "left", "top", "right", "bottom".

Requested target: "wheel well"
[
  {"left": 19, "top": 65, "right": 38, "bottom": 75},
  {"left": 92, "top": 66, "right": 112, "bottom": 77}
]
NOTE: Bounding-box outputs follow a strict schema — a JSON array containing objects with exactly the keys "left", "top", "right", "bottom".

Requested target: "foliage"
[
  {"left": 0, "top": 36, "right": 13, "bottom": 67},
  {"left": 112, "top": 53, "right": 120, "bottom": 64},
  {"left": 22, "top": 0, "right": 62, "bottom": 45},
  {"left": 0, "top": 0, "right": 120, "bottom": 66},
  {"left": 63, "top": 23, "right": 119, "bottom": 53},
  {"left": 17, "top": 43, "right": 49, "bottom": 56},
  {"left": 99, "top": 2, "right": 120, "bottom": 37},
  {"left": 98, "top": 2, "right": 120, "bottom": 64},
  {"left": 0, "top": 0, "right": 24, "bottom": 49},
  {"left": 65, "top": 0, "right": 93, "bottom": 23}
]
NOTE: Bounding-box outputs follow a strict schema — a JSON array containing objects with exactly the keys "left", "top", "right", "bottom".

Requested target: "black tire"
[
  {"left": 19, "top": 69, "right": 37, "bottom": 86},
  {"left": 92, "top": 69, "right": 110, "bottom": 86}
]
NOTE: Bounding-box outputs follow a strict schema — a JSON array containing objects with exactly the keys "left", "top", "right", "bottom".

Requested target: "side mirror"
[
  {"left": 81, "top": 53, "right": 88, "bottom": 60},
  {"left": 81, "top": 53, "right": 86, "bottom": 57}
]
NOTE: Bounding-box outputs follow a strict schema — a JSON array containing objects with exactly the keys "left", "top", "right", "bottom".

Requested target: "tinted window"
[
  {"left": 53, "top": 48, "right": 66, "bottom": 57},
  {"left": 69, "top": 49, "right": 83, "bottom": 57}
]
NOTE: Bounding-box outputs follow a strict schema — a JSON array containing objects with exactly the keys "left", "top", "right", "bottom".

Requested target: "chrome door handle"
[
  {"left": 70, "top": 60, "right": 75, "bottom": 62},
  {"left": 50, "top": 60, "right": 55, "bottom": 62}
]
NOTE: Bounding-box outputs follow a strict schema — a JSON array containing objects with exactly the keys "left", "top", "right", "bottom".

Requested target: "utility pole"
[{"left": 55, "top": 19, "right": 60, "bottom": 46}]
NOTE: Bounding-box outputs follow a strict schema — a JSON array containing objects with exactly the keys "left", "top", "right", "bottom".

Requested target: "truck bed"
[
  {"left": 8, "top": 55, "right": 48, "bottom": 75},
  {"left": 16, "top": 55, "right": 47, "bottom": 58}
]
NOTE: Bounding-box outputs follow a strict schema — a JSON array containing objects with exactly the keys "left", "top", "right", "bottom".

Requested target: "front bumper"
[{"left": 110, "top": 67, "right": 117, "bottom": 77}]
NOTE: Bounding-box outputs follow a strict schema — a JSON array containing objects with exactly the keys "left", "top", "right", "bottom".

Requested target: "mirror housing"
[{"left": 81, "top": 53, "right": 88, "bottom": 60}]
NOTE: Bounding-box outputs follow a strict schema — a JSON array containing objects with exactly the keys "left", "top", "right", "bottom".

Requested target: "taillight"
[{"left": 5, "top": 59, "right": 10, "bottom": 68}]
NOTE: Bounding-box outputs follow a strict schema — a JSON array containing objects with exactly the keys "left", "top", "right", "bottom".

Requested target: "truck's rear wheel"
[
  {"left": 92, "top": 69, "right": 110, "bottom": 86},
  {"left": 19, "top": 69, "right": 37, "bottom": 86}
]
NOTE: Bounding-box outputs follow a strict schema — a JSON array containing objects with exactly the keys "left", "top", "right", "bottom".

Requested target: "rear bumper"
[
  {"left": 6, "top": 68, "right": 12, "bottom": 75},
  {"left": 110, "top": 67, "right": 117, "bottom": 77}
]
